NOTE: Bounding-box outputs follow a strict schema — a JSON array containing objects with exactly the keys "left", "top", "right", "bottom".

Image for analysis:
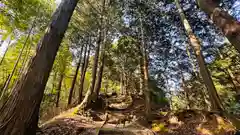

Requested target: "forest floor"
[{"left": 37, "top": 94, "right": 237, "bottom": 135}]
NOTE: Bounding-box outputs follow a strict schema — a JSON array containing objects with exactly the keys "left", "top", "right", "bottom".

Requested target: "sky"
[
  {"left": 230, "top": 0, "right": 240, "bottom": 21},
  {"left": 56, "top": 0, "right": 62, "bottom": 4}
]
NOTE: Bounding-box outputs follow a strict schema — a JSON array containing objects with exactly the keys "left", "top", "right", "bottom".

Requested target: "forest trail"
[{"left": 37, "top": 94, "right": 236, "bottom": 135}]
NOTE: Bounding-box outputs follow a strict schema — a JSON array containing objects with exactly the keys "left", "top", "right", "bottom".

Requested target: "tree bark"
[
  {"left": 17, "top": 38, "right": 33, "bottom": 77},
  {"left": 68, "top": 44, "right": 84, "bottom": 105},
  {"left": 123, "top": 70, "right": 127, "bottom": 95},
  {"left": 186, "top": 44, "right": 199, "bottom": 78},
  {"left": 139, "top": 1, "right": 151, "bottom": 118},
  {"left": 93, "top": 56, "right": 105, "bottom": 99},
  {"left": 78, "top": 0, "right": 105, "bottom": 108},
  {"left": 0, "top": 74, "right": 10, "bottom": 101},
  {"left": 93, "top": 25, "right": 107, "bottom": 100},
  {"left": 197, "top": 0, "right": 240, "bottom": 53},
  {"left": 0, "top": 40, "right": 11, "bottom": 66},
  {"left": 186, "top": 43, "right": 208, "bottom": 108},
  {"left": 78, "top": 42, "right": 90, "bottom": 104},
  {"left": 179, "top": 66, "right": 191, "bottom": 109},
  {"left": 56, "top": 73, "right": 64, "bottom": 107},
  {"left": 120, "top": 72, "right": 124, "bottom": 95},
  {"left": 175, "top": 0, "right": 223, "bottom": 111},
  {"left": 139, "top": 60, "right": 144, "bottom": 95},
  {"left": 51, "top": 71, "right": 58, "bottom": 94},
  {"left": 0, "top": 0, "right": 78, "bottom": 134},
  {"left": 78, "top": 31, "right": 102, "bottom": 108}
]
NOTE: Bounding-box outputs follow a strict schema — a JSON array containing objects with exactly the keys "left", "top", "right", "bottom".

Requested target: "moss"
[
  {"left": 152, "top": 123, "right": 168, "bottom": 132},
  {"left": 73, "top": 107, "right": 80, "bottom": 115},
  {"left": 159, "top": 111, "right": 168, "bottom": 116}
]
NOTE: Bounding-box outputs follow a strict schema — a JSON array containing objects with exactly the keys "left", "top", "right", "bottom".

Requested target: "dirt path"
[{"left": 37, "top": 96, "right": 236, "bottom": 135}]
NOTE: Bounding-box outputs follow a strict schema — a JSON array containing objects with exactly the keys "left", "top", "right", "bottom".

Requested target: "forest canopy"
[{"left": 0, "top": 0, "right": 240, "bottom": 135}]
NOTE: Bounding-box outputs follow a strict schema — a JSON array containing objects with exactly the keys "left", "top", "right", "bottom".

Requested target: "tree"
[
  {"left": 139, "top": 13, "right": 151, "bottom": 118},
  {"left": 0, "top": 0, "right": 78, "bottom": 134},
  {"left": 68, "top": 43, "right": 84, "bottom": 105},
  {"left": 56, "top": 72, "right": 64, "bottom": 107},
  {"left": 175, "top": 0, "right": 223, "bottom": 111},
  {"left": 178, "top": 63, "right": 191, "bottom": 109},
  {"left": 1, "top": 19, "right": 35, "bottom": 93},
  {"left": 197, "top": 0, "right": 240, "bottom": 53},
  {"left": 93, "top": 16, "right": 107, "bottom": 100},
  {"left": 78, "top": 41, "right": 91, "bottom": 103},
  {"left": 78, "top": 0, "right": 106, "bottom": 109},
  {"left": 78, "top": 32, "right": 102, "bottom": 108},
  {"left": 93, "top": 44, "right": 106, "bottom": 99},
  {"left": 137, "top": 0, "right": 151, "bottom": 118}
]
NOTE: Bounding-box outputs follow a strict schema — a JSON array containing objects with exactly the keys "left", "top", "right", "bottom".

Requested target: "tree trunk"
[
  {"left": 0, "top": 40, "right": 11, "bottom": 66},
  {"left": 139, "top": 60, "right": 144, "bottom": 95},
  {"left": 197, "top": 0, "right": 240, "bottom": 53},
  {"left": 179, "top": 67, "right": 191, "bottom": 109},
  {"left": 186, "top": 44, "right": 199, "bottom": 78},
  {"left": 0, "top": 0, "right": 78, "bottom": 134},
  {"left": 93, "top": 56, "right": 105, "bottom": 99},
  {"left": 56, "top": 73, "right": 64, "bottom": 107},
  {"left": 142, "top": 51, "right": 151, "bottom": 117},
  {"left": 78, "top": 0, "right": 106, "bottom": 108},
  {"left": 78, "top": 43, "right": 90, "bottom": 104},
  {"left": 186, "top": 44, "right": 208, "bottom": 108},
  {"left": 78, "top": 31, "right": 102, "bottom": 108},
  {"left": 2, "top": 20, "right": 35, "bottom": 93},
  {"left": 93, "top": 22, "right": 107, "bottom": 100},
  {"left": 68, "top": 44, "right": 84, "bottom": 105},
  {"left": 175, "top": 0, "right": 223, "bottom": 111},
  {"left": 120, "top": 72, "right": 124, "bottom": 95},
  {"left": 0, "top": 74, "right": 10, "bottom": 101},
  {"left": 139, "top": 3, "right": 151, "bottom": 118},
  {"left": 17, "top": 38, "right": 33, "bottom": 77},
  {"left": 51, "top": 71, "right": 58, "bottom": 94}
]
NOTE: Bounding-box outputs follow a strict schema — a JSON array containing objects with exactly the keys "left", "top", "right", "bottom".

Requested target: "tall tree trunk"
[
  {"left": 93, "top": 56, "right": 105, "bottom": 99},
  {"left": 51, "top": 71, "right": 58, "bottom": 94},
  {"left": 186, "top": 44, "right": 208, "bottom": 108},
  {"left": 78, "top": 0, "right": 105, "bottom": 109},
  {"left": 123, "top": 70, "right": 127, "bottom": 95},
  {"left": 0, "top": 74, "right": 10, "bottom": 101},
  {"left": 175, "top": 0, "right": 223, "bottom": 111},
  {"left": 0, "top": 40, "right": 11, "bottom": 66},
  {"left": 78, "top": 42, "right": 90, "bottom": 104},
  {"left": 0, "top": 0, "right": 78, "bottom": 134},
  {"left": 68, "top": 44, "right": 84, "bottom": 105},
  {"left": 186, "top": 44, "right": 199, "bottom": 78},
  {"left": 197, "top": 0, "right": 240, "bottom": 53},
  {"left": 93, "top": 24, "right": 107, "bottom": 100},
  {"left": 78, "top": 31, "right": 101, "bottom": 108},
  {"left": 120, "top": 72, "right": 124, "bottom": 95},
  {"left": 2, "top": 20, "right": 35, "bottom": 93},
  {"left": 179, "top": 66, "right": 191, "bottom": 109},
  {"left": 17, "top": 38, "right": 33, "bottom": 77},
  {"left": 56, "top": 73, "right": 64, "bottom": 107},
  {"left": 139, "top": 1, "right": 151, "bottom": 118},
  {"left": 142, "top": 50, "right": 151, "bottom": 117},
  {"left": 139, "top": 60, "right": 144, "bottom": 95}
]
